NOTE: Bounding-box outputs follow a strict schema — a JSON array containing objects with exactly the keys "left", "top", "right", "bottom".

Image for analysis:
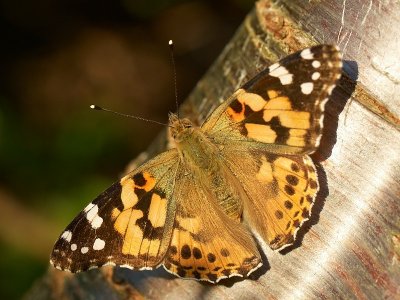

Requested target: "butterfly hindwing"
[
  {"left": 162, "top": 166, "right": 262, "bottom": 282},
  {"left": 203, "top": 45, "right": 342, "bottom": 155},
  {"left": 221, "top": 147, "right": 319, "bottom": 250},
  {"left": 51, "top": 149, "right": 179, "bottom": 272}
]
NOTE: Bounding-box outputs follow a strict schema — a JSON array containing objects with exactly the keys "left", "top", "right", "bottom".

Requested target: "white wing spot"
[
  {"left": 85, "top": 203, "right": 103, "bottom": 229},
  {"left": 269, "top": 62, "right": 280, "bottom": 71},
  {"left": 269, "top": 64, "right": 286, "bottom": 76},
  {"left": 86, "top": 204, "right": 99, "bottom": 220},
  {"left": 61, "top": 231, "right": 72, "bottom": 243},
  {"left": 91, "top": 215, "right": 103, "bottom": 229},
  {"left": 81, "top": 247, "right": 89, "bottom": 254},
  {"left": 300, "top": 48, "right": 314, "bottom": 59},
  {"left": 93, "top": 238, "right": 106, "bottom": 251},
  {"left": 312, "top": 60, "right": 321, "bottom": 68},
  {"left": 71, "top": 244, "right": 77, "bottom": 251},
  {"left": 279, "top": 74, "right": 293, "bottom": 85},
  {"left": 269, "top": 64, "right": 293, "bottom": 85},
  {"left": 301, "top": 82, "right": 314, "bottom": 95},
  {"left": 84, "top": 202, "right": 95, "bottom": 212},
  {"left": 312, "top": 72, "right": 321, "bottom": 80}
]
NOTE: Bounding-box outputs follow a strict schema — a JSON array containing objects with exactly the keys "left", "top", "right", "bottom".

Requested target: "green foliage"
[{"left": 0, "top": 241, "right": 45, "bottom": 300}]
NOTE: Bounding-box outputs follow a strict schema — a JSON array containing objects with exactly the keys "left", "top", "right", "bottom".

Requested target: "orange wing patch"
[
  {"left": 226, "top": 89, "right": 266, "bottom": 122},
  {"left": 245, "top": 123, "right": 277, "bottom": 144},
  {"left": 111, "top": 169, "right": 172, "bottom": 264},
  {"left": 226, "top": 88, "right": 311, "bottom": 149}
]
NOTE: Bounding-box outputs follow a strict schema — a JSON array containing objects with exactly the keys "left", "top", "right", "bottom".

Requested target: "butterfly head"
[{"left": 169, "top": 113, "right": 194, "bottom": 143}]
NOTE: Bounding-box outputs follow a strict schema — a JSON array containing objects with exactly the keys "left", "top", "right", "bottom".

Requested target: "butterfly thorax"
[
  {"left": 170, "top": 114, "right": 217, "bottom": 171},
  {"left": 169, "top": 113, "right": 243, "bottom": 220}
]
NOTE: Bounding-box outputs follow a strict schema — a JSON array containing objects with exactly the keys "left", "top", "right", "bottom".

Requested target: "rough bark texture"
[{"left": 25, "top": 0, "right": 400, "bottom": 299}]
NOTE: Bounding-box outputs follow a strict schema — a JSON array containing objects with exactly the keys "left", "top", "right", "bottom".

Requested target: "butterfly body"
[
  {"left": 170, "top": 114, "right": 244, "bottom": 220},
  {"left": 51, "top": 45, "right": 342, "bottom": 283}
]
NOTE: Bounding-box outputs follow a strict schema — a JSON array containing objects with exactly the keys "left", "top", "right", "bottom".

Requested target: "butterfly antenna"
[
  {"left": 169, "top": 40, "right": 179, "bottom": 119},
  {"left": 90, "top": 105, "right": 170, "bottom": 127}
]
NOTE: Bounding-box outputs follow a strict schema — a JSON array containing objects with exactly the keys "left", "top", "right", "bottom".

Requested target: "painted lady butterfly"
[{"left": 50, "top": 45, "right": 342, "bottom": 283}]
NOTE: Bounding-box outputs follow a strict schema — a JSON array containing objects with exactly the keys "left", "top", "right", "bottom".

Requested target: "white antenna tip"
[
  {"left": 168, "top": 40, "right": 173, "bottom": 45},
  {"left": 90, "top": 104, "right": 102, "bottom": 110}
]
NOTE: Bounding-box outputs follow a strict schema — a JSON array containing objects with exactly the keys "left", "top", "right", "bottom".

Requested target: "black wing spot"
[{"left": 181, "top": 245, "right": 191, "bottom": 259}]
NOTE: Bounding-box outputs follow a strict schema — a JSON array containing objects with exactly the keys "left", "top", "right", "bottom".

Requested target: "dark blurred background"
[{"left": 0, "top": 0, "right": 253, "bottom": 298}]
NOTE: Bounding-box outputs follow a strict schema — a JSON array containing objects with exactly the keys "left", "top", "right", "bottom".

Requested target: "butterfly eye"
[{"left": 180, "top": 119, "right": 193, "bottom": 129}]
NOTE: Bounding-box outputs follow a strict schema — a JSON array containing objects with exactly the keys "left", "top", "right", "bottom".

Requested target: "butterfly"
[{"left": 50, "top": 45, "right": 342, "bottom": 283}]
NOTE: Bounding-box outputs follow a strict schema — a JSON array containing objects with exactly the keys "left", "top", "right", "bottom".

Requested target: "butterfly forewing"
[
  {"left": 51, "top": 149, "right": 179, "bottom": 272},
  {"left": 203, "top": 45, "right": 342, "bottom": 155}
]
